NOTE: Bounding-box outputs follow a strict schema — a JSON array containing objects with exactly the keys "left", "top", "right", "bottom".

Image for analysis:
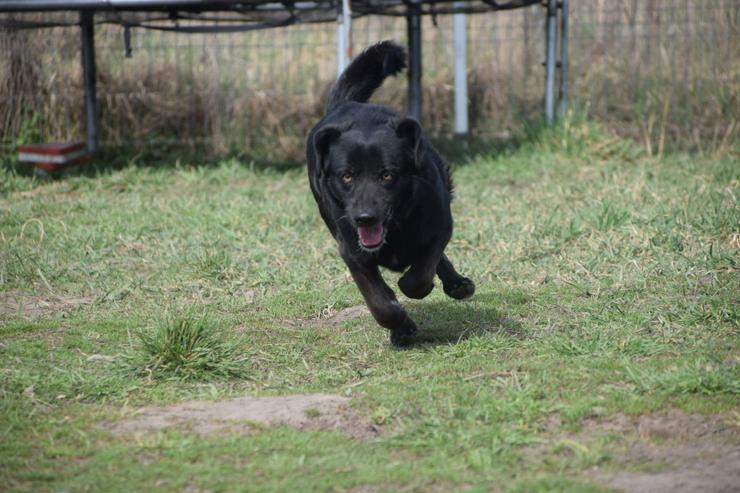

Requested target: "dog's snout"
[{"left": 354, "top": 213, "right": 378, "bottom": 227}]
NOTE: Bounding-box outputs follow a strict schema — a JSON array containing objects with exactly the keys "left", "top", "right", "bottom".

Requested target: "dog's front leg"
[
  {"left": 436, "top": 254, "right": 475, "bottom": 300},
  {"left": 397, "top": 244, "right": 446, "bottom": 300},
  {"left": 342, "top": 255, "right": 417, "bottom": 347}
]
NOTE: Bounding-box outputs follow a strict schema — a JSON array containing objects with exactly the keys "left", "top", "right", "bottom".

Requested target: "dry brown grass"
[{"left": 0, "top": 0, "right": 737, "bottom": 159}]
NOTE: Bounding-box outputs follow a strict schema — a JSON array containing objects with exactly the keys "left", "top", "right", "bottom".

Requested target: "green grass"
[
  {"left": 129, "top": 309, "right": 253, "bottom": 381},
  {"left": 1, "top": 121, "right": 738, "bottom": 492}
]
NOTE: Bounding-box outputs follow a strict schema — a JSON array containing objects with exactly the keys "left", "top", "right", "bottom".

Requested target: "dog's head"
[{"left": 313, "top": 117, "right": 422, "bottom": 252}]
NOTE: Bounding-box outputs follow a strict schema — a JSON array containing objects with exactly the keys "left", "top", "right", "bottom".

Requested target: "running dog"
[{"left": 306, "top": 41, "right": 475, "bottom": 346}]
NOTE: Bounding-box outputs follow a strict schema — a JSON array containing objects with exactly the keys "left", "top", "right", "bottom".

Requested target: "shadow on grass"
[
  {"left": 407, "top": 291, "right": 526, "bottom": 346},
  {"left": 3, "top": 108, "right": 577, "bottom": 186},
  {"left": 430, "top": 135, "right": 521, "bottom": 167},
  {"left": 4, "top": 129, "right": 531, "bottom": 183},
  {"left": 3, "top": 144, "right": 302, "bottom": 183},
  {"left": 85, "top": 146, "right": 302, "bottom": 175},
  {"left": 83, "top": 135, "right": 519, "bottom": 175}
]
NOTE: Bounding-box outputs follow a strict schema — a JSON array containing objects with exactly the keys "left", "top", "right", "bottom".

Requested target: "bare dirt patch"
[
  {"left": 321, "top": 305, "right": 371, "bottom": 326},
  {"left": 278, "top": 305, "right": 371, "bottom": 330},
  {"left": 0, "top": 290, "right": 93, "bottom": 319},
  {"left": 608, "top": 448, "right": 740, "bottom": 493},
  {"left": 106, "top": 394, "right": 381, "bottom": 440},
  {"left": 574, "top": 408, "right": 739, "bottom": 445},
  {"left": 574, "top": 409, "right": 740, "bottom": 493}
]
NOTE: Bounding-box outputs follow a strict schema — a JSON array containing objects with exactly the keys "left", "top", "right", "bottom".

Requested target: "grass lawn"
[{"left": 1, "top": 122, "right": 738, "bottom": 492}]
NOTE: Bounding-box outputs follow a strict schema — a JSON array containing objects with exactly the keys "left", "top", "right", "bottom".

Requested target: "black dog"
[{"left": 306, "top": 41, "right": 475, "bottom": 346}]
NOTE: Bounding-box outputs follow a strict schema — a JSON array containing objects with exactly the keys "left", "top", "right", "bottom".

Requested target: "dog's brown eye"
[
  {"left": 381, "top": 171, "right": 393, "bottom": 182},
  {"left": 342, "top": 173, "right": 353, "bottom": 184}
]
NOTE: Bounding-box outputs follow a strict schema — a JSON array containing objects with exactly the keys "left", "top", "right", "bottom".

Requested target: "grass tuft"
[
  {"left": 623, "top": 359, "right": 740, "bottom": 396},
  {"left": 130, "top": 309, "right": 251, "bottom": 381},
  {"left": 195, "top": 249, "right": 241, "bottom": 281}
]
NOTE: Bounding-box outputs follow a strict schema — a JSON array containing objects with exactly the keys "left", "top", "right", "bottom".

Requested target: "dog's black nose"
[{"left": 354, "top": 213, "right": 378, "bottom": 226}]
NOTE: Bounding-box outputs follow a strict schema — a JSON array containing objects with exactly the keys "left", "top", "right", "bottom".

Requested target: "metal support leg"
[
  {"left": 558, "top": 0, "right": 569, "bottom": 119},
  {"left": 80, "top": 10, "right": 98, "bottom": 152},
  {"left": 544, "top": 0, "right": 557, "bottom": 125},
  {"left": 336, "top": 0, "right": 352, "bottom": 77},
  {"left": 453, "top": 4, "right": 468, "bottom": 137},
  {"left": 406, "top": 0, "right": 422, "bottom": 120}
]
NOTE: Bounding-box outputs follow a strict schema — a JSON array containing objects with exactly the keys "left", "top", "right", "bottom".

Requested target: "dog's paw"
[
  {"left": 444, "top": 277, "right": 475, "bottom": 300},
  {"left": 398, "top": 274, "right": 434, "bottom": 299},
  {"left": 389, "top": 320, "right": 417, "bottom": 348}
]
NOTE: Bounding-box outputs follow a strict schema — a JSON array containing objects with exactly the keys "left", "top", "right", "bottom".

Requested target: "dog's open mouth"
[{"left": 357, "top": 224, "right": 384, "bottom": 249}]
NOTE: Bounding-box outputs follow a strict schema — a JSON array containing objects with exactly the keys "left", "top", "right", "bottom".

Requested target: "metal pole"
[
  {"left": 80, "top": 10, "right": 98, "bottom": 152},
  {"left": 544, "top": 0, "right": 557, "bottom": 125},
  {"left": 406, "top": 0, "right": 422, "bottom": 120},
  {"left": 453, "top": 3, "right": 468, "bottom": 137},
  {"left": 336, "top": 0, "right": 347, "bottom": 76},
  {"left": 558, "top": 0, "right": 569, "bottom": 119},
  {"left": 344, "top": 0, "right": 352, "bottom": 62}
]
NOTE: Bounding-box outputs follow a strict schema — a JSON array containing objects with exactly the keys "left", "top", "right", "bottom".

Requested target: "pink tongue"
[{"left": 358, "top": 224, "right": 383, "bottom": 247}]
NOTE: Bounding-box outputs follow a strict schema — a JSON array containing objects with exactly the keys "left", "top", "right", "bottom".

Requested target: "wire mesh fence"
[{"left": 1, "top": 0, "right": 737, "bottom": 161}]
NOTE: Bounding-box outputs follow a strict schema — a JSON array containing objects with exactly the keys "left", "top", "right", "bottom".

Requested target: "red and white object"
[{"left": 18, "top": 142, "right": 89, "bottom": 172}]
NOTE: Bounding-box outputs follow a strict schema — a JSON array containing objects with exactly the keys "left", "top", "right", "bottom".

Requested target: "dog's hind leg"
[
  {"left": 437, "top": 254, "right": 475, "bottom": 300},
  {"left": 343, "top": 256, "right": 418, "bottom": 347}
]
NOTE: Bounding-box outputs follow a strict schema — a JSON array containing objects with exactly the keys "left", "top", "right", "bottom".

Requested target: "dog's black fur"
[{"left": 306, "top": 41, "right": 475, "bottom": 346}]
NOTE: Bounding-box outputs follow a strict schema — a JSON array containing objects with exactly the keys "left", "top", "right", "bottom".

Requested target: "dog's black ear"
[
  {"left": 313, "top": 125, "right": 342, "bottom": 177},
  {"left": 395, "top": 117, "right": 423, "bottom": 168}
]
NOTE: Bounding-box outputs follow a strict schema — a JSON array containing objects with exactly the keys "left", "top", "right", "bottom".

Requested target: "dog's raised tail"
[{"left": 326, "top": 41, "right": 406, "bottom": 113}]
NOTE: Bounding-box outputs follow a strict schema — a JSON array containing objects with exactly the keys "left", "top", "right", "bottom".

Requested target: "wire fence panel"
[{"left": 1, "top": 0, "right": 737, "bottom": 160}]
